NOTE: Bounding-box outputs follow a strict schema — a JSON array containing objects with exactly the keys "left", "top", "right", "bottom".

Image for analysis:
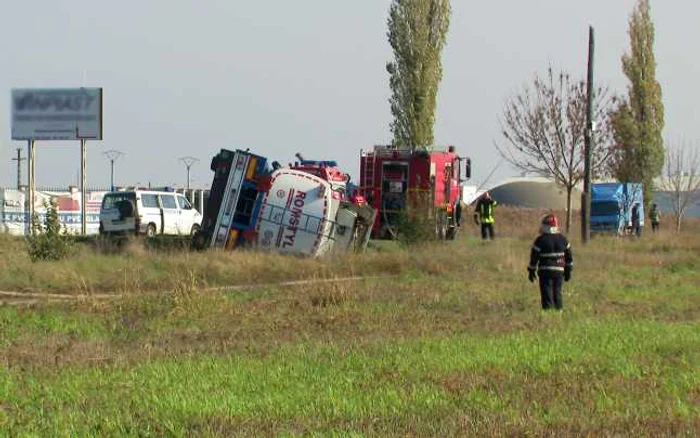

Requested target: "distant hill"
[{"left": 487, "top": 178, "right": 582, "bottom": 210}]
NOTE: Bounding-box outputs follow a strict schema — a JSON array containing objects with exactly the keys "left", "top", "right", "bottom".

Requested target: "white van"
[{"left": 99, "top": 190, "right": 202, "bottom": 237}]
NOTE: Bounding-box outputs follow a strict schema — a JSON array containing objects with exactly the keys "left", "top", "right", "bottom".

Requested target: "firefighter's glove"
[
  {"left": 564, "top": 270, "right": 571, "bottom": 282},
  {"left": 528, "top": 269, "right": 537, "bottom": 283}
]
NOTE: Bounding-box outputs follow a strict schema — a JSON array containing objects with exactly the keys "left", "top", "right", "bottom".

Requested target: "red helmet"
[{"left": 542, "top": 214, "right": 559, "bottom": 228}]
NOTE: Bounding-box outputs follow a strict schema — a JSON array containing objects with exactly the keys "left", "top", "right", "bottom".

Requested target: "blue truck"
[{"left": 590, "top": 183, "right": 644, "bottom": 235}]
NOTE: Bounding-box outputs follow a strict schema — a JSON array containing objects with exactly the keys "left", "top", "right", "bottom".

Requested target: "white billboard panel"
[
  {"left": 0, "top": 188, "right": 106, "bottom": 235},
  {"left": 11, "top": 88, "right": 103, "bottom": 140}
]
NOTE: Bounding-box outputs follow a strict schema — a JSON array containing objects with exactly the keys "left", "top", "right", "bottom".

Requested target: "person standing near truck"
[
  {"left": 473, "top": 191, "right": 497, "bottom": 240},
  {"left": 649, "top": 203, "right": 661, "bottom": 233},
  {"left": 631, "top": 204, "right": 642, "bottom": 237},
  {"left": 527, "top": 214, "right": 573, "bottom": 311}
]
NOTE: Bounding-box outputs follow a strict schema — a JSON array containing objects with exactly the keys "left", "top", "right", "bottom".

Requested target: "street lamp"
[
  {"left": 179, "top": 156, "right": 199, "bottom": 190},
  {"left": 103, "top": 150, "right": 125, "bottom": 191}
]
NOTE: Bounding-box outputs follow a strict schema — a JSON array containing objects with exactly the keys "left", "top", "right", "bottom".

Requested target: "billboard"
[
  {"left": 11, "top": 88, "right": 103, "bottom": 140},
  {"left": 0, "top": 188, "right": 106, "bottom": 235}
]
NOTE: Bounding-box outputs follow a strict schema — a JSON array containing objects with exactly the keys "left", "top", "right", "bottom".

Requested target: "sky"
[{"left": 1, "top": 0, "right": 698, "bottom": 190}]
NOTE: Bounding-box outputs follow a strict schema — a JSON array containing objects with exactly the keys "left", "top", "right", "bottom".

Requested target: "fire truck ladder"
[{"left": 362, "top": 151, "right": 375, "bottom": 189}]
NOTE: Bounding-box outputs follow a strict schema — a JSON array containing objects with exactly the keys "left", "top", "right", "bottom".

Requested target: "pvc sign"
[
  {"left": 11, "top": 88, "right": 103, "bottom": 140},
  {"left": 0, "top": 188, "right": 105, "bottom": 235}
]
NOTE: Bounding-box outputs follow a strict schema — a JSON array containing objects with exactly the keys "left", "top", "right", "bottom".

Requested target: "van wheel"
[
  {"left": 190, "top": 224, "right": 201, "bottom": 236},
  {"left": 146, "top": 223, "right": 157, "bottom": 238},
  {"left": 192, "top": 230, "right": 206, "bottom": 250}
]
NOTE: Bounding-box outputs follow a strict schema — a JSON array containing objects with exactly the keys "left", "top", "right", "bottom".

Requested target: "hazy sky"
[{"left": 2, "top": 0, "right": 698, "bottom": 190}]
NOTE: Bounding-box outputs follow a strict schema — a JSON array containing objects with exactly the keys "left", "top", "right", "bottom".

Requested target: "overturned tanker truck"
[{"left": 193, "top": 149, "right": 376, "bottom": 256}]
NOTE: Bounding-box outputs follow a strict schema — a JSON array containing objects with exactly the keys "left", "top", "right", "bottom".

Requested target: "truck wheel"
[
  {"left": 146, "top": 223, "right": 157, "bottom": 238},
  {"left": 190, "top": 224, "right": 201, "bottom": 237}
]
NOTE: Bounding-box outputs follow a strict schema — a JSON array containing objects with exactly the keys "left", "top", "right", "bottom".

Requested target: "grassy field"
[{"left": 1, "top": 208, "right": 699, "bottom": 436}]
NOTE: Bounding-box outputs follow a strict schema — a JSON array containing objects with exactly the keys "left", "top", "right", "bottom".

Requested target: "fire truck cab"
[{"left": 359, "top": 145, "right": 471, "bottom": 239}]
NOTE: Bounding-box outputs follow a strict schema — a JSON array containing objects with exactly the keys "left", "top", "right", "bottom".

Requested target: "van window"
[
  {"left": 160, "top": 194, "right": 177, "bottom": 209},
  {"left": 102, "top": 192, "right": 135, "bottom": 210},
  {"left": 141, "top": 194, "right": 159, "bottom": 208},
  {"left": 177, "top": 196, "right": 192, "bottom": 210}
]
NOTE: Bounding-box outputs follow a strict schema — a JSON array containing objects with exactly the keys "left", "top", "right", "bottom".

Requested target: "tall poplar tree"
[
  {"left": 386, "top": 0, "right": 451, "bottom": 150},
  {"left": 611, "top": 0, "right": 665, "bottom": 207}
]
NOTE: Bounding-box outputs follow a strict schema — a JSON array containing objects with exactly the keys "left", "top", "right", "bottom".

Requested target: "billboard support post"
[
  {"left": 27, "top": 140, "right": 35, "bottom": 234},
  {"left": 81, "top": 139, "right": 87, "bottom": 235}
]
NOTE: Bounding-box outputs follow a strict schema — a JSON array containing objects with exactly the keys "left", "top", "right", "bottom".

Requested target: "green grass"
[
  {"left": 2, "top": 319, "right": 698, "bottom": 436},
  {"left": 1, "top": 212, "right": 699, "bottom": 436}
]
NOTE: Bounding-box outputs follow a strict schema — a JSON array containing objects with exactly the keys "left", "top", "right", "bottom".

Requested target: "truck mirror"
[{"left": 464, "top": 158, "right": 471, "bottom": 180}]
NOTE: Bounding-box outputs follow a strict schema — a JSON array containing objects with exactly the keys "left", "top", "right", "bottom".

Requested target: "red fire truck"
[{"left": 358, "top": 145, "right": 471, "bottom": 239}]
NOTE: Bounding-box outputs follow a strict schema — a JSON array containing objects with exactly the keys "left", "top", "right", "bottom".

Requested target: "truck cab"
[{"left": 591, "top": 183, "right": 644, "bottom": 235}]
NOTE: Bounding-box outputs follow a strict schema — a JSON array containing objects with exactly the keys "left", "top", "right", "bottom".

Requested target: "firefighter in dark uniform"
[
  {"left": 474, "top": 191, "right": 497, "bottom": 240},
  {"left": 527, "top": 214, "right": 573, "bottom": 310}
]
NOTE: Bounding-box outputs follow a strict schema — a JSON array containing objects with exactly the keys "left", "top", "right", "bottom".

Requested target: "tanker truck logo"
[{"left": 261, "top": 230, "right": 274, "bottom": 247}]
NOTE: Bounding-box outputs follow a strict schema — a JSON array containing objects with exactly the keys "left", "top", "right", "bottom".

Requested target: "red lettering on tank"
[{"left": 282, "top": 191, "right": 307, "bottom": 248}]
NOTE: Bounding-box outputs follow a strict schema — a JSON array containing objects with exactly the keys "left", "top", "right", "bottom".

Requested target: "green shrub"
[
  {"left": 25, "top": 199, "right": 75, "bottom": 262},
  {"left": 394, "top": 193, "right": 442, "bottom": 246}
]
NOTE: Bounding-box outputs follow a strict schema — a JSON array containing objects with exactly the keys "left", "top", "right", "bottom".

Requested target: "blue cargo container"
[{"left": 590, "top": 183, "right": 644, "bottom": 235}]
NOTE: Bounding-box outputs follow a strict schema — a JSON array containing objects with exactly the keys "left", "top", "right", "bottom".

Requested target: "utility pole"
[
  {"left": 179, "top": 156, "right": 199, "bottom": 190},
  {"left": 103, "top": 149, "right": 125, "bottom": 191},
  {"left": 581, "top": 26, "right": 595, "bottom": 244},
  {"left": 11, "top": 148, "right": 26, "bottom": 190}
]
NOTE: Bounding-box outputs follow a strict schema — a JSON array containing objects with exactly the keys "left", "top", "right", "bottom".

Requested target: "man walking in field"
[
  {"left": 473, "top": 191, "right": 497, "bottom": 240},
  {"left": 527, "top": 214, "right": 573, "bottom": 311}
]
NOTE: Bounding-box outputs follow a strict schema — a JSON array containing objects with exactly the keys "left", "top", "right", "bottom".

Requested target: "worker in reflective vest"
[
  {"left": 527, "top": 214, "right": 573, "bottom": 310},
  {"left": 473, "top": 191, "right": 497, "bottom": 240},
  {"left": 649, "top": 203, "right": 661, "bottom": 233}
]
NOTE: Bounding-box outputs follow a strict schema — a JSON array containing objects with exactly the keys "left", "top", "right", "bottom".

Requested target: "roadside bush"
[
  {"left": 393, "top": 198, "right": 436, "bottom": 246},
  {"left": 394, "top": 211, "right": 436, "bottom": 246},
  {"left": 25, "top": 200, "right": 75, "bottom": 262}
]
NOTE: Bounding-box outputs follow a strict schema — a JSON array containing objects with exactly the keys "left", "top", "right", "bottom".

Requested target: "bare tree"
[
  {"left": 497, "top": 68, "right": 616, "bottom": 232},
  {"left": 657, "top": 142, "right": 700, "bottom": 232}
]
